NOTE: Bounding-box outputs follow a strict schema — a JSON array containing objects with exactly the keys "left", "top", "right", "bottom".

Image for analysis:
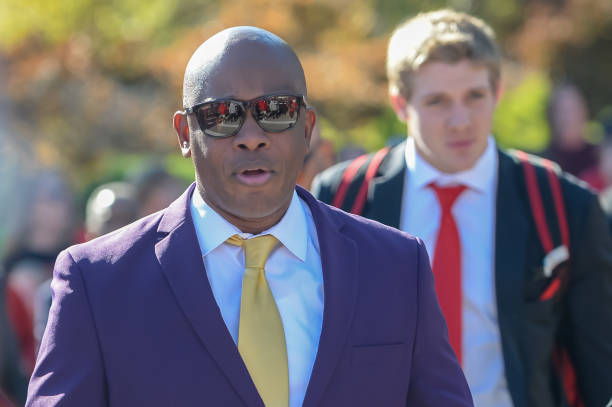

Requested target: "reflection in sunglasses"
[{"left": 186, "top": 94, "right": 306, "bottom": 138}]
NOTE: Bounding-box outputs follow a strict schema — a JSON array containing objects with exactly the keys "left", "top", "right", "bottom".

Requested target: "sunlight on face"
[{"left": 406, "top": 60, "right": 499, "bottom": 173}]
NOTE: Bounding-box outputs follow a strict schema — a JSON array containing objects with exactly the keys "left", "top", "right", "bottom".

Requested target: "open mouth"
[
  {"left": 242, "top": 169, "right": 267, "bottom": 176},
  {"left": 236, "top": 168, "right": 272, "bottom": 186}
]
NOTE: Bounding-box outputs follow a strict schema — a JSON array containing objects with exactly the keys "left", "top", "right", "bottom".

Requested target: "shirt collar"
[
  {"left": 190, "top": 188, "right": 308, "bottom": 261},
  {"left": 405, "top": 135, "right": 497, "bottom": 193}
]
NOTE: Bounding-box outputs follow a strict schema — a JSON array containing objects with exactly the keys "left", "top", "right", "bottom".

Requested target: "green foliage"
[
  {"left": 0, "top": 0, "right": 192, "bottom": 50},
  {"left": 371, "top": 0, "right": 448, "bottom": 34},
  {"left": 165, "top": 154, "right": 195, "bottom": 184},
  {"left": 317, "top": 106, "right": 405, "bottom": 153},
  {"left": 346, "top": 106, "right": 406, "bottom": 151},
  {"left": 0, "top": 0, "right": 91, "bottom": 48},
  {"left": 317, "top": 116, "right": 347, "bottom": 152},
  {"left": 493, "top": 73, "right": 551, "bottom": 152}
]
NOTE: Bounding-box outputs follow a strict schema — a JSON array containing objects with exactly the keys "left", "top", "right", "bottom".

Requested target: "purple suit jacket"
[{"left": 27, "top": 184, "right": 472, "bottom": 406}]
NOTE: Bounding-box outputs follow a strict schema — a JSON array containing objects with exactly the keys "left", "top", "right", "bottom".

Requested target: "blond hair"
[{"left": 387, "top": 9, "right": 501, "bottom": 99}]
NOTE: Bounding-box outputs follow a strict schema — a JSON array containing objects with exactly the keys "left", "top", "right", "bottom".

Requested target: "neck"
[
  {"left": 225, "top": 211, "right": 287, "bottom": 235},
  {"left": 197, "top": 186, "right": 292, "bottom": 235}
]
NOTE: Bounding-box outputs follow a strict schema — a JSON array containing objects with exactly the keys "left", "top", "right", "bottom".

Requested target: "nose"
[
  {"left": 448, "top": 103, "right": 470, "bottom": 131},
  {"left": 232, "top": 111, "right": 270, "bottom": 151}
]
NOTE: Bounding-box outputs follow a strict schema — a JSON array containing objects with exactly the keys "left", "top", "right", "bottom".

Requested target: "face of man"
[
  {"left": 396, "top": 60, "right": 499, "bottom": 173},
  {"left": 174, "top": 31, "right": 315, "bottom": 233}
]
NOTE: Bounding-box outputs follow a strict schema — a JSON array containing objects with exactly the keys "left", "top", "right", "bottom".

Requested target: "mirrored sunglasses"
[{"left": 185, "top": 94, "right": 306, "bottom": 138}]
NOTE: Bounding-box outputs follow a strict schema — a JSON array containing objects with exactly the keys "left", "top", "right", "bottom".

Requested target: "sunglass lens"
[
  {"left": 198, "top": 101, "right": 245, "bottom": 137},
  {"left": 253, "top": 96, "right": 300, "bottom": 132}
]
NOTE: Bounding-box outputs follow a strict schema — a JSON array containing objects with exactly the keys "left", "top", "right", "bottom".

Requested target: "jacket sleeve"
[
  {"left": 565, "top": 194, "right": 612, "bottom": 406},
  {"left": 405, "top": 239, "right": 473, "bottom": 406},
  {"left": 26, "top": 250, "right": 107, "bottom": 407}
]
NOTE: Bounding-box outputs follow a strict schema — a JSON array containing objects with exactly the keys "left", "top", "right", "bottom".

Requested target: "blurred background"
[{"left": 0, "top": 0, "right": 612, "bottom": 403}]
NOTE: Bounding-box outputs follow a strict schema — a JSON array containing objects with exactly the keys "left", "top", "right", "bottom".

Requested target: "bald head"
[{"left": 183, "top": 26, "right": 307, "bottom": 109}]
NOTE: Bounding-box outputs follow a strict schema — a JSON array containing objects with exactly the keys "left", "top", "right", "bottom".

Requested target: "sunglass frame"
[{"left": 185, "top": 94, "right": 307, "bottom": 138}]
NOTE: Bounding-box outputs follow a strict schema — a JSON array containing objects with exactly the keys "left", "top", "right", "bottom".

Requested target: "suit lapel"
[
  {"left": 367, "top": 141, "right": 407, "bottom": 228},
  {"left": 494, "top": 151, "right": 530, "bottom": 407},
  {"left": 298, "top": 188, "right": 359, "bottom": 407},
  {"left": 155, "top": 184, "right": 263, "bottom": 407}
]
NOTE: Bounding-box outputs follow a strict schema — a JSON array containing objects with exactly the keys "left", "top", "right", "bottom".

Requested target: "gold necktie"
[{"left": 226, "top": 234, "right": 289, "bottom": 407}]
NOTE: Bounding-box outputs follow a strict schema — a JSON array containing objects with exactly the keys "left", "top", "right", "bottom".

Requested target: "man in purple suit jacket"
[{"left": 26, "top": 26, "right": 472, "bottom": 406}]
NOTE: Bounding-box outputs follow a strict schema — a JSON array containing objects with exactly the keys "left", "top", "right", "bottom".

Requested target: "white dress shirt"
[
  {"left": 401, "top": 136, "right": 514, "bottom": 407},
  {"left": 190, "top": 189, "right": 324, "bottom": 407}
]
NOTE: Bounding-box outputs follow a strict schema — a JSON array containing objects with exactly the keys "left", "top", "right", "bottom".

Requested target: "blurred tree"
[
  {"left": 0, "top": 0, "right": 610, "bottom": 197},
  {"left": 493, "top": 71, "right": 551, "bottom": 151}
]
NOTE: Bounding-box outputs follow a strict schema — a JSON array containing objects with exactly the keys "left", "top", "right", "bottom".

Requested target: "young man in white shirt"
[{"left": 313, "top": 9, "right": 612, "bottom": 407}]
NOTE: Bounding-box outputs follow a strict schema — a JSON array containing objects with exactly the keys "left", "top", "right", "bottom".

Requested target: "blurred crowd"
[
  {"left": 544, "top": 82, "right": 612, "bottom": 192},
  {"left": 2, "top": 65, "right": 612, "bottom": 407},
  {"left": 0, "top": 164, "right": 187, "bottom": 405},
  {"left": 542, "top": 82, "right": 612, "bottom": 231}
]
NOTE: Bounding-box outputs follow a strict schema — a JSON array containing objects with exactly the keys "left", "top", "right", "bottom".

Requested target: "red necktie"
[{"left": 430, "top": 183, "right": 466, "bottom": 364}]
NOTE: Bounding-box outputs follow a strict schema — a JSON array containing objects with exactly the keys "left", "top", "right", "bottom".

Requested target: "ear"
[
  {"left": 389, "top": 90, "right": 409, "bottom": 123},
  {"left": 173, "top": 111, "right": 191, "bottom": 158},
  {"left": 303, "top": 107, "right": 316, "bottom": 149}
]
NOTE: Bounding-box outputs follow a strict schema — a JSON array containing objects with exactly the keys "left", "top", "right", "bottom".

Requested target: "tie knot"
[
  {"left": 429, "top": 183, "right": 467, "bottom": 212},
  {"left": 226, "top": 234, "right": 279, "bottom": 269}
]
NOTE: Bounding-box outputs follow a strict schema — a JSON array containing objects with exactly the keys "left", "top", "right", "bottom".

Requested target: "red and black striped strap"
[
  {"left": 514, "top": 150, "right": 570, "bottom": 251},
  {"left": 514, "top": 150, "right": 581, "bottom": 407},
  {"left": 332, "top": 154, "right": 369, "bottom": 209},
  {"left": 332, "top": 146, "right": 390, "bottom": 215}
]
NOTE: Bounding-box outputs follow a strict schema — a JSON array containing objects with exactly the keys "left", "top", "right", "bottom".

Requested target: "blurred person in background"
[
  {"left": 584, "top": 134, "right": 612, "bottom": 192},
  {"left": 581, "top": 113, "right": 612, "bottom": 192},
  {"left": 84, "top": 181, "right": 139, "bottom": 240},
  {"left": 3, "top": 170, "right": 77, "bottom": 374},
  {"left": 32, "top": 181, "right": 140, "bottom": 348},
  {"left": 599, "top": 136, "right": 612, "bottom": 186},
  {"left": 296, "top": 122, "right": 336, "bottom": 190},
  {"left": 0, "top": 54, "right": 31, "bottom": 405},
  {"left": 313, "top": 9, "right": 612, "bottom": 407},
  {"left": 596, "top": 119, "right": 612, "bottom": 233},
  {"left": 0, "top": 272, "right": 28, "bottom": 407},
  {"left": 337, "top": 145, "right": 366, "bottom": 162},
  {"left": 129, "top": 164, "right": 188, "bottom": 218},
  {"left": 544, "top": 83, "right": 599, "bottom": 183}
]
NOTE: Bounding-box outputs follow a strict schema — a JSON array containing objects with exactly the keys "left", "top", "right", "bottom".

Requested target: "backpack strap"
[
  {"left": 515, "top": 150, "right": 555, "bottom": 253},
  {"left": 350, "top": 147, "right": 390, "bottom": 215},
  {"left": 332, "top": 147, "right": 390, "bottom": 215},
  {"left": 515, "top": 150, "right": 571, "bottom": 300},
  {"left": 514, "top": 150, "right": 570, "bottom": 248},
  {"left": 513, "top": 150, "right": 582, "bottom": 407},
  {"left": 332, "top": 154, "right": 369, "bottom": 209},
  {"left": 543, "top": 159, "right": 570, "bottom": 249}
]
